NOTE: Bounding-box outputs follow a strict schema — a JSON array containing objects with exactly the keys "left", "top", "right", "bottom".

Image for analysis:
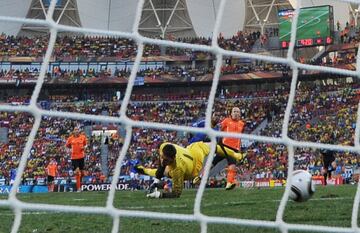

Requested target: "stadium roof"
[
  {"left": 0, "top": 0, "right": 245, "bottom": 38},
  {"left": 0, "top": 0, "right": 32, "bottom": 35},
  {"left": 0, "top": 0, "right": 353, "bottom": 38}
]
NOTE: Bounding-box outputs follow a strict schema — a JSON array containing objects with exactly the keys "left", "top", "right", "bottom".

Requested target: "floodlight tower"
[
  {"left": 19, "top": 0, "right": 82, "bottom": 36},
  {"left": 244, "top": 0, "right": 292, "bottom": 33},
  {"left": 138, "top": 0, "right": 196, "bottom": 39},
  {"left": 348, "top": 3, "right": 360, "bottom": 27}
]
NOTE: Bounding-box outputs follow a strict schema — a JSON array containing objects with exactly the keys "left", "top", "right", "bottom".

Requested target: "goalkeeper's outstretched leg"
[{"left": 192, "top": 143, "right": 245, "bottom": 189}]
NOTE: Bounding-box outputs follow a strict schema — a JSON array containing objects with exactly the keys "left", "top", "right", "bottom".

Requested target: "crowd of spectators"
[
  {"left": 3, "top": 27, "right": 360, "bottom": 84},
  {"left": 0, "top": 32, "right": 258, "bottom": 62},
  {"left": 0, "top": 80, "right": 359, "bottom": 186},
  {"left": 2, "top": 19, "right": 360, "bottom": 189},
  {"left": 3, "top": 21, "right": 360, "bottom": 64},
  {"left": 0, "top": 62, "right": 291, "bottom": 84},
  {"left": 255, "top": 82, "right": 360, "bottom": 181}
]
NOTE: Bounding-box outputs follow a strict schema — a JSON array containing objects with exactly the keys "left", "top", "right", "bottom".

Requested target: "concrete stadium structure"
[{"left": 0, "top": 0, "right": 354, "bottom": 38}]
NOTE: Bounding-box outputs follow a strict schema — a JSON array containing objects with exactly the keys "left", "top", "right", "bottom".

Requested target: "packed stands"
[
  {"left": 1, "top": 24, "right": 360, "bottom": 188},
  {"left": 0, "top": 32, "right": 257, "bottom": 61},
  {"left": 0, "top": 80, "right": 359, "bottom": 186}
]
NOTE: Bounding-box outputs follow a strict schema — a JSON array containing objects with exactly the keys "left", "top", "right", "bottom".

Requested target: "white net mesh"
[{"left": 1, "top": 0, "right": 360, "bottom": 232}]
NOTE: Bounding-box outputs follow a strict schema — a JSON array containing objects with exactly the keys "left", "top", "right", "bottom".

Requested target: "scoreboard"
[
  {"left": 279, "top": 5, "right": 334, "bottom": 48},
  {"left": 281, "top": 36, "right": 333, "bottom": 48}
]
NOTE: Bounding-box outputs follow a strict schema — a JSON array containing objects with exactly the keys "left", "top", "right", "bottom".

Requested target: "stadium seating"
[{"left": 1, "top": 81, "right": 359, "bottom": 186}]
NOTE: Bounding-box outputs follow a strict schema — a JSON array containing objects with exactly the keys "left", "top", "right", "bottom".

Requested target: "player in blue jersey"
[
  {"left": 188, "top": 112, "right": 220, "bottom": 144},
  {"left": 188, "top": 119, "right": 207, "bottom": 143},
  {"left": 9, "top": 165, "right": 17, "bottom": 186},
  {"left": 127, "top": 154, "right": 141, "bottom": 191}
]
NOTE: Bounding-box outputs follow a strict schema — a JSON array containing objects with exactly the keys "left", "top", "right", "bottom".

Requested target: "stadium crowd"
[
  {"left": 257, "top": 83, "right": 359, "bottom": 180},
  {"left": 0, "top": 80, "right": 359, "bottom": 187},
  {"left": 1, "top": 20, "right": 360, "bottom": 187},
  {"left": 0, "top": 26, "right": 352, "bottom": 84},
  {"left": 2, "top": 27, "right": 359, "bottom": 84},
  {"left": 0, "top": 32, "right": 257, "bottom": 61}
]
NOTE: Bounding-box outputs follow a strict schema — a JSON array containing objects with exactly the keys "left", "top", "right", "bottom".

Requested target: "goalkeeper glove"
[
  {"left": 134, "top": 165, "right": 145, "bottom": 175},
  {"left": 146, "top": 188, "right": 162, "bottom": 198},
  {"left": 148, "top": 179, "right": 164, "bottom": 193}
]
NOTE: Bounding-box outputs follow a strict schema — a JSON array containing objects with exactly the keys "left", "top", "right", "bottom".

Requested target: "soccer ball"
[{"left": 289, "top": 170, "right": 315, "bottom": 202}]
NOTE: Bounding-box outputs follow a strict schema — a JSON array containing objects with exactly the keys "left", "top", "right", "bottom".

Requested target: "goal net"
[{"left": 0, "top": 0, "right": 359, "bottom": 232}]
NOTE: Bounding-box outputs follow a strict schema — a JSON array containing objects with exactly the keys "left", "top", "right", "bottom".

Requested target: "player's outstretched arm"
[
  {"left": 147, "top": 164, "right": 166, "bottom": 190},
  {"left": 147, "top": 167, "right": 184, "bottom": 198},
  {"left": 134, "top": 165, "right": 157, "bottom": 177}
]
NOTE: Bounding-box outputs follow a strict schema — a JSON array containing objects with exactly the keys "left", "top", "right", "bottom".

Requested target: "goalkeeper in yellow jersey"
[{"left": 136, "top": 141, "right": 245, "bottom": 198}]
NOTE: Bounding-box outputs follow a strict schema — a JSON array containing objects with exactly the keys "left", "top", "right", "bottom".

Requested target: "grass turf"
[{"left": 0, "top": 185, "right": 357, "bottom": 233}]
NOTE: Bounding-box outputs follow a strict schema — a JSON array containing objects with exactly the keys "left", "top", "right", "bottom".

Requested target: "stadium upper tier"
[
  {"left": 0, "top": 81, "right": 359, "bottom": 184},
  {"left": 0, "top": 33, "right": 256, "bottom": 61},
  {"left": 0, "top": 26, "right": 358, "bottom": 84}
]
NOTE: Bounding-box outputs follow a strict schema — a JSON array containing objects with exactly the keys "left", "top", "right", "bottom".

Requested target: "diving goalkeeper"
[
  {"left": 138, "top": 112, "right": 220, "bottom": 192},
  {"left": 137, "top": 141, "right": 245, "bottom": 198}
]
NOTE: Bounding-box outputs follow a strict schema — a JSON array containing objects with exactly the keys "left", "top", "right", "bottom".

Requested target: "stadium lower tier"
[{"left": 0, "top": 80, "right": 359, "bottom": 188}]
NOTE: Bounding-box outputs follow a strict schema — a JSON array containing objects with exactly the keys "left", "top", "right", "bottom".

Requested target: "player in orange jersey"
[
  {"left": 46, "top": 158, "right": 58, "bottom": 192},
  {"left": 66, "top": 126, "right": 87, "bottom": 192},
  {"left": 219, "top": 107, "right": 245, "bottom": 190}
]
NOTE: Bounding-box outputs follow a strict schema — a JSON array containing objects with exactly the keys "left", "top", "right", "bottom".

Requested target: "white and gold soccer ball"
[{"left": 289, "top": 170, "right": 315, "bottom": 202}]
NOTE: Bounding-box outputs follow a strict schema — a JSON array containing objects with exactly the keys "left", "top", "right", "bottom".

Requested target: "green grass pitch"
[
  {"left": 279, "top": 6, "right": 331, "bottom": 42},
  {"left": 0, "top": 185, "right": 358, "bottom": 233}
]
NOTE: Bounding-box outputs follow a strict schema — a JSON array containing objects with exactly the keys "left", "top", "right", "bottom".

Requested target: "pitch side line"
[{"left": 0, "top": 196, "right": 351, "bottom": 215}]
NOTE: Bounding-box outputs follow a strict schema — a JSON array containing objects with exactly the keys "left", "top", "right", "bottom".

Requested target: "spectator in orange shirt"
[
  {"left": 219, "top": 107, "right": 245, "bottom": 190},
  {"left": 46, "top": 158, "right": 58, "bottom": 192},
  {"left": 66, "top": 126, "right": 87, "bottom": 192}
]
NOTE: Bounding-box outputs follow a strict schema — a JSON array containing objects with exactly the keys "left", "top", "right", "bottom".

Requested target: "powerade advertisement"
[
  {"left": 0, "top": 185, "right": 48, "bottom": 194},
  {"left": 0, "top": 183, "right": 131, "bottom": 194},
  {"left": 80, "top": 183, "right": 129, "bottom": 192}
]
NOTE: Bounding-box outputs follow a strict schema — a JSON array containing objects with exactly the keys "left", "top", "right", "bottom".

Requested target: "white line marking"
[{"left": 0, "top": 196, "right": 352, "bottom": 215}]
